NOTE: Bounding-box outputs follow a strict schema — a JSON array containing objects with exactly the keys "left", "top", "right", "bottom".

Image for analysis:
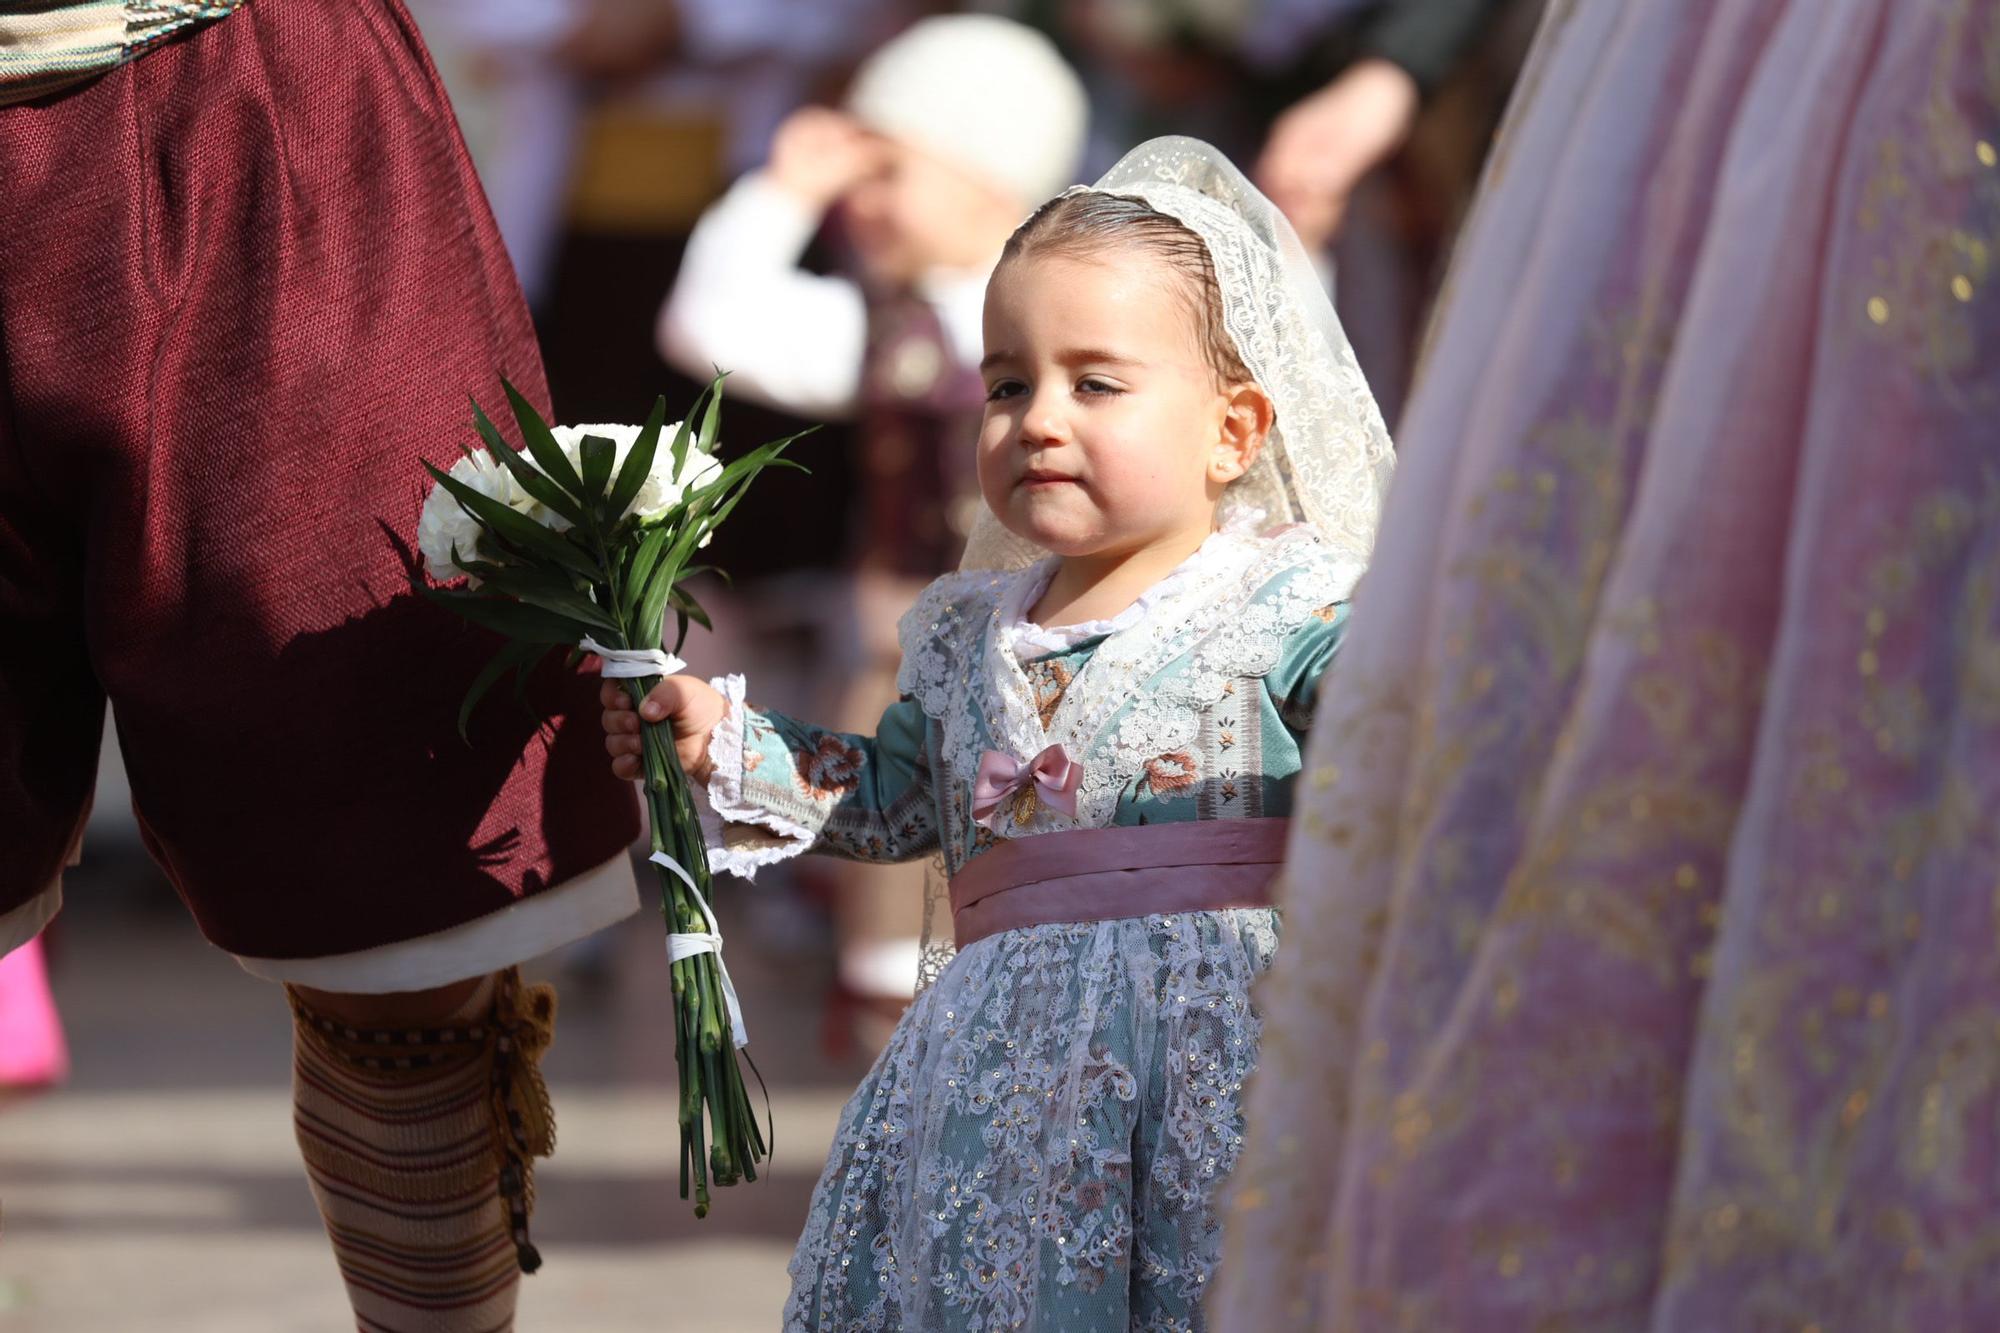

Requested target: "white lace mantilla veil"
[{"left": 917, "top": 136, "right": 1396, "bottom": 987}]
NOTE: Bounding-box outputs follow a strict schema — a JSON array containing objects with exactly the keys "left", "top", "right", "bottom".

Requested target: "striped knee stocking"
[{"left": 288, "top": 969, "right": 557, "bottom": 1333}]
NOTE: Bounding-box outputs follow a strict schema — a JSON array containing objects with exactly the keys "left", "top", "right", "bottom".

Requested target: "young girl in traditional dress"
[{"left": 603, "top": 137, "right": 1393, "bottom": 1330}]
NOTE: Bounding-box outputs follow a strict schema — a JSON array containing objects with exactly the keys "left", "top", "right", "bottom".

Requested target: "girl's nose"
[{"left": 1018, "top": 390, "right": 1070, "bottom": 448}]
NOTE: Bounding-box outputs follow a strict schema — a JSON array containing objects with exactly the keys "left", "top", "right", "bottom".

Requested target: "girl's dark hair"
[{"left": 999, "top": 191, "right": 1251, "bottom": 387}]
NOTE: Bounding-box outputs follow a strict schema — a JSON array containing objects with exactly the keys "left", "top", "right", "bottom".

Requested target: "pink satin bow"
[{"left": 972, "top": 744, "right": 1081, "bottom": 832}]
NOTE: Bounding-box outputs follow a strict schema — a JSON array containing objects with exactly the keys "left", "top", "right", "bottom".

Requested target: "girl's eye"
[
  {"left": 1077, "top": 378, "right": 1123, "bottom": 396},
  {"left": 985, "top": 380, "right": 1025, "bottom": 402}
]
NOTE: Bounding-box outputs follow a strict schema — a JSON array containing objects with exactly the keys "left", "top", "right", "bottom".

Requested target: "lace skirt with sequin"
[{"left": 784, "top": 907, "right": 1279, "bottom": 1332}]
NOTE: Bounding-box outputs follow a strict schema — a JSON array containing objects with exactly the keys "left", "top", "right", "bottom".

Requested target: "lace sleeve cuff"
[{"left": 701, "top": 674, "right": 818, "bottom": 879}]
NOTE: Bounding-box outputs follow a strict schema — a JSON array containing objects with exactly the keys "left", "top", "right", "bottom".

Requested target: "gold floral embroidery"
[
  {"left": 1023, "top": 658, "right": 1074, "bottom": 729},
  {"left": 1224, "top": 9, "right": 2000, "bottom": 1330},
  {"left": 1852, "top": 0, "right": 2000, "bottom": 400}
]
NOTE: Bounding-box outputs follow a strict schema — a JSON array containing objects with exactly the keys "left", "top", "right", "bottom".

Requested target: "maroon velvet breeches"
[{"left": 0, "top": 0, "right": 639, "bottom": 959}]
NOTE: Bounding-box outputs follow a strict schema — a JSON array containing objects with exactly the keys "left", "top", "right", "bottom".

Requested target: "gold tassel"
[
  {"left": 490, "top": 968, "right": 558, "bottom": 1272},
  {"left": 285, "top": 968, "right": 560, "bottom": 1274}
]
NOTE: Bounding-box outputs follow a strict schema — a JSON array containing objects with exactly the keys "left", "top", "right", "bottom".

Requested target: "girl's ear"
[{"left": 1211, "top": 382, "right": 1274, "bottom": 486}]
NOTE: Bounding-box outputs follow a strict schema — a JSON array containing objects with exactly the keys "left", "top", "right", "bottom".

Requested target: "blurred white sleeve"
[{"left": 659, "top": 173, "right": 866, "bottom": 419}]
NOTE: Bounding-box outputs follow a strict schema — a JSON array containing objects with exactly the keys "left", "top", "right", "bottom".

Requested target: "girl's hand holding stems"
[{"left": 602, "top": 675, "right": 724, "bottom": 786}]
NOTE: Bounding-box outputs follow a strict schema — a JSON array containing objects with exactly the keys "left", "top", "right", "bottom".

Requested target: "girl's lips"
[{"left": 1019, "top": 471, "right": 1078, "bottom": 488}]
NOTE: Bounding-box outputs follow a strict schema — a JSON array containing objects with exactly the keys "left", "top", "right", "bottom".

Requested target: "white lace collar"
[
  {"left": 996, "top": 527, "right": 1243, "bottom": 658},
  {"left": 898, "top": 523, "right": 1361, "bottom": 847}
]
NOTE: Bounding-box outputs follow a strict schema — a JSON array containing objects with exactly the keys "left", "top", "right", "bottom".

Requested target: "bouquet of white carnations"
[{"left": 416, "top": 375, "right": 804, "bottom": 1216}]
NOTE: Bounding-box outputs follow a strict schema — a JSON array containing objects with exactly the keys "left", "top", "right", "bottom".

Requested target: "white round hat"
[{"left": 845, "top": 15, "right": 1089, "bottom": 208}]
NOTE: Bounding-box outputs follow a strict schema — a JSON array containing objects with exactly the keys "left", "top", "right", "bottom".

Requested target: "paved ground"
[{"left": 0, "top": 845, "right": 874, "bottom": 1333}]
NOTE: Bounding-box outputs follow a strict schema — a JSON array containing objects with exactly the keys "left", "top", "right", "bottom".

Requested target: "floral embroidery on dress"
[
  {"left": 783, "top": 911, "right": 1280, "bottom": 1332},
  {"left": 796, "top": 734, "right": 865, "bottom": 799},
  {"left": 1143, "top": 752, "right": 1200, "bottom": 796},
  {"left": 1024, "top": 658, "right": 1074, "bottom": 728}
]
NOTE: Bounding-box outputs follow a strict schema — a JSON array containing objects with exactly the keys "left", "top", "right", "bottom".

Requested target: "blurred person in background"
[
  {"left": 658, "top": 13, "right": 1088, "bottom": 1036},
  {"left": 1023, "top": 0, "right": 1536, "bottom": 422},
  {"left": 403, "top": 0, "right": 676, "bottom": 316},
  {"left": 1249, "top": 0, "right": 1540, "bottom": 419},
  {"left": 658, "top": 0, "right": 920, "bottom": 177},
  {"left": 404, "top": 0, "right": 903, "bottom": 311},
  {"left": 1028, "top": 0, "right": 1525, "bottom": 234},
  {"left": 1246, "top": 0, "right": 1521, "bottom": 250}
]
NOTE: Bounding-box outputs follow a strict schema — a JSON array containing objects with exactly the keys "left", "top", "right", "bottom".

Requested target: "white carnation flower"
[
  {"left": 417, "top": 448, "right": 546, "bottom": 583},
  {"left": 420, "top": 425, "right": 726, "bottom": 584},
  {"left": 551, "top": 422, "right": 723, "bottom": 525}
]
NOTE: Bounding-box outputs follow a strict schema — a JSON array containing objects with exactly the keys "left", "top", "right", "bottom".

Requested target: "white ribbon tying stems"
[
  {"left": 580, "top": 634, "right": 686, "bottom": 679},
  {"left": 583, "top": 637, "right": 744, "bottom": 1047},
  {"left": 650, "top": 850, "right": 750, "bottom": 1050}
]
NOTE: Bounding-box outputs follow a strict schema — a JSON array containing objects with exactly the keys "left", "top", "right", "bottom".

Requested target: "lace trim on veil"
[{"left": 961, "top": 137, "right": 1394, "bottom": 574}]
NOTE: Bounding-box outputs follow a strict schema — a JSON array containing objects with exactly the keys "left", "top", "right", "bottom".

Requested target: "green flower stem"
[{"left": 618, "top": 669, "right": 763, "bottom": 1219}]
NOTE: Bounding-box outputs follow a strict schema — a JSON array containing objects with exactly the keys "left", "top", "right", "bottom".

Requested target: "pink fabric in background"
[
  {"left": 1217, "top": 0, "right": 2000, "bottom": 1328},
  {"left": 0, "top": 938, "right": 68, "bottom": 1087}
]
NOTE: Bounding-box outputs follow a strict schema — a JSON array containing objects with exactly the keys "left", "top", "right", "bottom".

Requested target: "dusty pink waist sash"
[{"left": 948, "top": 818, "right": 1290, "bottom": 951}]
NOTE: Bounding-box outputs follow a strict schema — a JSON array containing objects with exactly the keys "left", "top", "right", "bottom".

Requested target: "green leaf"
[
  {"left": 606, "top": 396, "right": 667, "bottom": 524},
  {"left": 669, "top": 383, "right": 706, "bottom": 480},
  {"left": 578, "top": 433, "right": 615, "bottom": 506},
  {"left": 503, "top": 378, "right": 585, "bottom": 501},
  {"left": 612, "top": 389, "right": 811, "bottom": 655},
  {"left": 669, "top": 585, "right": 713, "bottom": 632},
  {"left": 457, "top": 558, "right": 619, "bottom": 632},
  {"left": 676, "top": 430, "right": 814, "bottom": 553},
  {"left": 472, "top": 397, "right": 588, "bottom": 527},
  {"left": 423, "top": 461, "right": 601, "bottom": 580},
  {"left": 621, "top": 526, "right": 675, "bottom": 621},
  {"left": 691, "top": 427, "right": 813, "bottom": 504},
  {"left": 638, "top": 428, "right": 810, "bottom": 569},
  {"left": 695, "top": 372, "right": 726, "bottom": 456},
  {"left": 469, "top": 397, "right": 509, "bottom": 455},
  {"left": 457, "top": 640, "right": 551, "bottom": 743},
  {"left": 632, "top": 551, "right": 681, "bottom": 660},
  {"left": 425, "top": 585, "right": 595, "bottom": 644}
]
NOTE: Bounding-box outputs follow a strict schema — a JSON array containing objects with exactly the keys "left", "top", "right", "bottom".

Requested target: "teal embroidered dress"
[{"left": 702, "top": 526, "right": 1357, "bottom": 1331}]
